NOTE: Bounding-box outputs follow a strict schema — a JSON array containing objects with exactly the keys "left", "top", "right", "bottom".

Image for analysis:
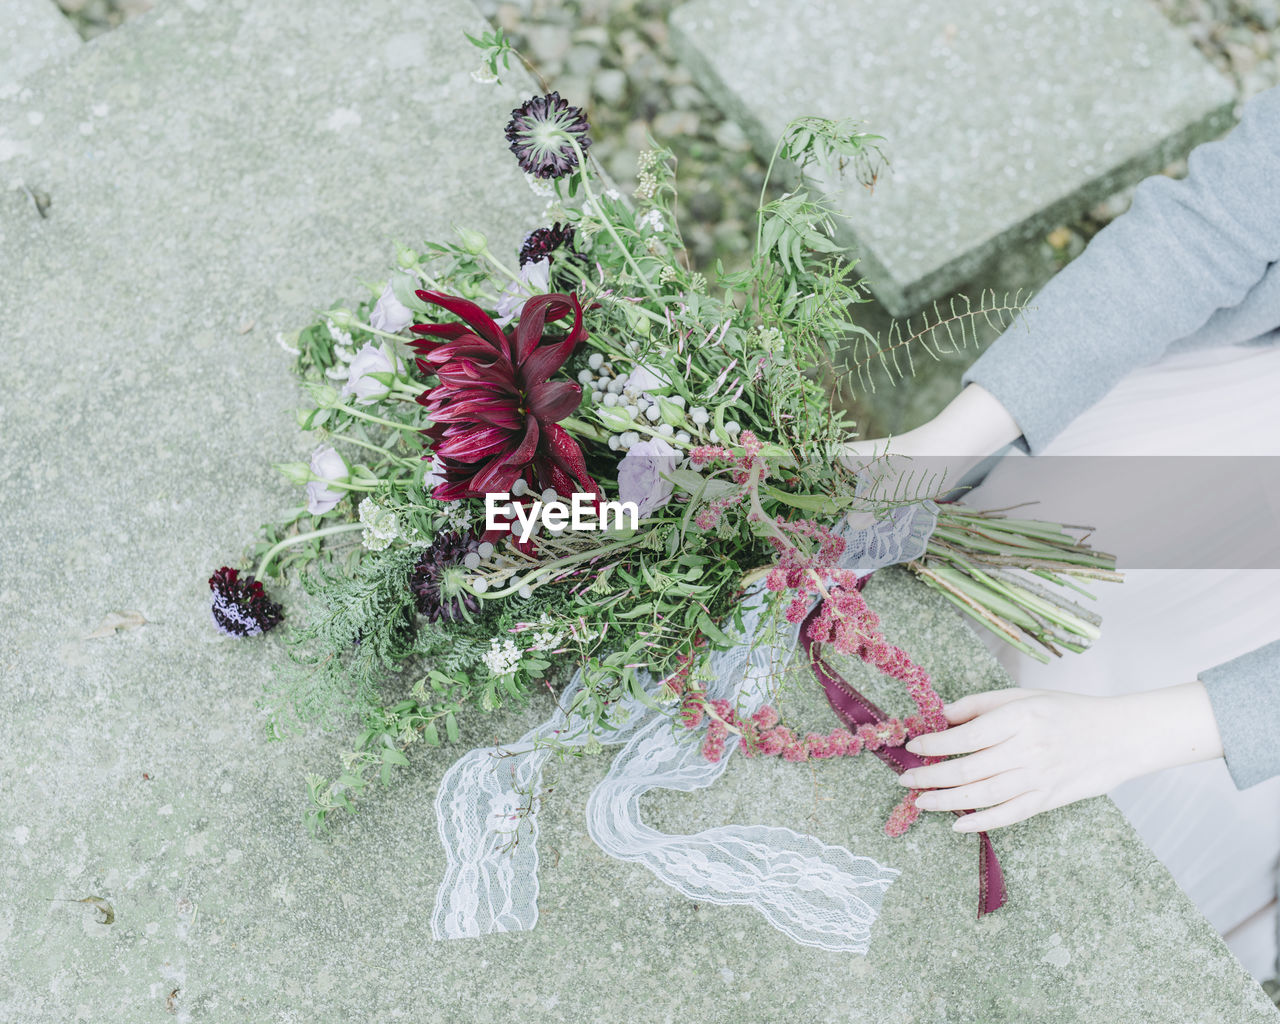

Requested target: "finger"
[
  {"left": 953, "top": 791, "right": 1045, "bottom": 832},
  {"left": 943, "top": 688, "right": 1039, "bottom": 725},
  {"left": 898, "top": 742, "right": 1018, "bottom": 791},
  {"left": 915, "top": 770, "right": 1034, "bottom": 813},
  {"left": 904, "top": 712, "right": 1016, "bottom": 758}
]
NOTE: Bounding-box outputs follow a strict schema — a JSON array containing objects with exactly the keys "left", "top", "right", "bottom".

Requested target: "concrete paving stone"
[
  {"left": 670, "top": 0, "right": 1236, "bottom": 315},
  {"left": 0, "top": 0, "right": 81, "bottom": 90}
]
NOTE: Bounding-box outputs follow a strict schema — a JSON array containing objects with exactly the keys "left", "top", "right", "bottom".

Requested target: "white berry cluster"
[{"left": 577, "top": 349, "right": 735, "bottom": 452}]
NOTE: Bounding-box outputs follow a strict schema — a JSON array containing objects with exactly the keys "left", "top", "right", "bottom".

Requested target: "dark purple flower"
[
  {"left": 505, "top": 92, "right": 591, "bottom": 179},
  {"left": 519, "top": 222, "right": 587, "bottom": 291},
  {"left": 411, "top": 532, "right": 481, "bottom": 623},
  {"left": 519, "top": 222, "right": 577, "bottom": 267},
  {"left": 209, "top": 566, "right": 283, "bottom": 637}
]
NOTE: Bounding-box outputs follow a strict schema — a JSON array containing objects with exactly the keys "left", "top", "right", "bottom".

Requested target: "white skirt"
[{"left": 963, "top": 341, "right": 1280, "bottom": 982}]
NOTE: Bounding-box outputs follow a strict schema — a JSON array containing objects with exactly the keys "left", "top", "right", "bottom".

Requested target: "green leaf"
[{"left": 696, "top": 611, "right": 737, "bottom": 647}]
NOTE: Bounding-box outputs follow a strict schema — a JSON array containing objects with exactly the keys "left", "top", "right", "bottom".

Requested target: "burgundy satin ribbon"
[{"left": 800, "top": 602, "right": 1007, "bottom": 917}]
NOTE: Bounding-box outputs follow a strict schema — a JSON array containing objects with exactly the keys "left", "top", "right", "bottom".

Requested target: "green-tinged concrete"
[
  {"left": 669, "top": 0, "right": 1235, "bottom": 316},
  {"left": 0, "top": 0, "right": 80, "bottom": 91},
  {"left": 0, "top": 0, "right": 1276, "bottom": 1020}
]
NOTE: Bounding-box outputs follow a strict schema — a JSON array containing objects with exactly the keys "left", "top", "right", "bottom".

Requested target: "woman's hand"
[{"left": 898, "top": 682, "right": 1225, "bottom": 832}]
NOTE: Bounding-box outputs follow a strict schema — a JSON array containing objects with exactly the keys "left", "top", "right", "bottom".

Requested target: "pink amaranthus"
[{"left": 681, "top": 431, "right": 949, "bottom": 837}]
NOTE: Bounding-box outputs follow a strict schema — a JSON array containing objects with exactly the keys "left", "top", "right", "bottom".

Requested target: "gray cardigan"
[{"left": 962, "top": 84, "right": 1280, "bottom": 790}]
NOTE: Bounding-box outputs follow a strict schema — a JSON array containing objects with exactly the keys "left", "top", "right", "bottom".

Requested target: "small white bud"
[
  {"left": 511, "top": 478, "right": 529, "bottom": 497},
  {"left": 477, "top": 541, "right": 494, "bottom": 559},
  {"left": 607, "top": 379, "right": 624, "bottom": 394},
  {"left": 671, "top": 395, "right": 686, "bottom": 408},
  {"left": 578, "top": 369, "right": 594, "bottom": 385},
  {"left": 471, "top": 576, "right": 489, "bottom": 594},
  {"left": 645, "top": 404, "right": 662, "bottom": 421},
  {"left": 658, "top": 423, "right": 674, "bottom": 436},
  {"left": 463, "top": 552, "right": 482, "bottom": 570},
  {"left": 726, "top": 420, "right": 741, "bottom": 435},
  {"left": 621, "top": 431, "right": 640, "bottom": 448},
  {"left": 676, "top": 430, "right": 691, "bottom": 444},
  {"left": 603, "top": 393, "right": 619, "bottom": 407},
  {"left": 518, "top": 585, "right": 533, "bottom": 599},
  {"left": 625, "top": 404, "right": 639, "bottom": 418},
  {"left": 587, "top": 352, "right": 604, "bottom": 370},
  {"left": 607, "top": 434, "right": 621, "bottom": 450},
  {"left": 541, "top": 488, "right": 558, "bottom": 503},
  {"left": 691, "top": 406, "right": 710, "bottom": 425}
]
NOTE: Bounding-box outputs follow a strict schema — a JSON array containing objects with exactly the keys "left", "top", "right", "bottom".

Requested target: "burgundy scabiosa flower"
[
  {"left": 519, "top": 222, "right": 586, "bottom": 292},
  {"left": 505, "top": 92, "right": 591, "bottom": 179},
  {"left": 209, "top": 566, "right": 283, "bottom": 637},
  {"left": 410, "top": 289, "right": 596, "bottom": 501},
  {"left": 410, "top": 532, "right": 482, "bottom": 623},
  {"left": 519, "top": 222, "right": 577, "bottom": 268}
]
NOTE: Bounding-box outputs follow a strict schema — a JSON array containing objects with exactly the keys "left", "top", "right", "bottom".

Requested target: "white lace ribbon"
[{"left": 431, "top": 501, "right": 937, "bottom": 948}]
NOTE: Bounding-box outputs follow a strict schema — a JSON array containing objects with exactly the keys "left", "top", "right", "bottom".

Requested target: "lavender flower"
[
  {"left": 306, "top": 445, "right": 349, "bottom": 515},
  {"left": 341, "top": 342, "right": 404, "bottom": 405},
  {"left": 494, "top": 258, "right": 551, "bottom": 328},
  {"left": 505, "top": 92, "right": 591, "bottom": 179},
  {"left": 617, "top": 437, "right": 679, "bottom": 517},
  {"left": 370, "top": 280, "right": 414, "bottom": 334}
]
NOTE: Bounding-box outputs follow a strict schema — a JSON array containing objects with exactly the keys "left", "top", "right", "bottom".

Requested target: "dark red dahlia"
[
  {"left": 410, "top": 532, "right": 480, "bottom": 623},
  {"left": 505, "top": 91, "right": 591, "bottom": 179},
  {"left": 209, "top": 566, "right": 283, "bottom": 637},
  {"left": 410, "top": 289, "right": 596, "bottom": 501}
]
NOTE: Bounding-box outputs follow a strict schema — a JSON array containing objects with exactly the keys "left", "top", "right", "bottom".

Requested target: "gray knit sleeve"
[
  {"left": 962, "top": 85, "right": 1280, "bottom": 455},
  {"left": 1200, "top": 639, "right": 1280, "bottom": 789}
]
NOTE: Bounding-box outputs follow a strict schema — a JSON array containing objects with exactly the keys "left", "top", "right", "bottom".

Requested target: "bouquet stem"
[{"left": 908, "top": 506, "right": 1120, "bottom": 663}]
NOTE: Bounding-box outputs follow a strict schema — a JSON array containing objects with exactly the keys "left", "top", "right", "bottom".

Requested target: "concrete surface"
[
  {"left": 670, "top": 0, "right": 1235, "bottom": 315},
  {"left": 0, "top": 0, "right": 1275, "bottom": 1020}
]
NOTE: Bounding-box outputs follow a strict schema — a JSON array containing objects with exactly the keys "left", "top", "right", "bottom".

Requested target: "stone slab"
[
  {"left": 0, "top": 0, "right": 1275, "bottom": 1021},
  {"left": 670, "top": 0, "right": 1235, "bottom": 315},
  {"left": 0, "top": 0, "right": 80, "bottom": 91}
]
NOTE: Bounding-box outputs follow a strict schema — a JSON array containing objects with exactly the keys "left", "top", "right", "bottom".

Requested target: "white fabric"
[
  {"left": 965, "top": 341, "right": 1280, "bottom": 981},
  {"left": 431, "top": 502, "right": 938, "bottom": 950}
]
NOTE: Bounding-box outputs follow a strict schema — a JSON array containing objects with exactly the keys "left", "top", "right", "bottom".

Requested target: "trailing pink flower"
[{"left": 885, "top": 790, "right": 921, "bottom": 838}]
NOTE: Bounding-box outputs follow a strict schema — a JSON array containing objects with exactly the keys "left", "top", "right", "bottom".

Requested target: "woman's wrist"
[
  {"left": 908, "top": 383, "right": 1024, "bottom": 459},
  {"left": 1116, "top": 681, "right": 1225, "bottom": 781}
]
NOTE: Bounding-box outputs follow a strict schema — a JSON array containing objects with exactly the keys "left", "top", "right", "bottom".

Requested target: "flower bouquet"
[{"left": 212, "top": 30, "right": 1118, "bottom": 876}]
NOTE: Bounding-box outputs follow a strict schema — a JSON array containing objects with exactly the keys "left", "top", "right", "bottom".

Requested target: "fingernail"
[
  {"left": 915, "top": 794, "right": 934, "bottom": 810},
  {"left": 904, "top": 741, "right": 921, "bottom": 754},
  {"left": 953, "top": 820, "right": 973, "bottom": 833},
  {"left": 897, "top": 771, "right": 915, "bottom": 786}
]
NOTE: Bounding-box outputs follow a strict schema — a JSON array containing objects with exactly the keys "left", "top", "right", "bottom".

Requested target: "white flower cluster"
[
  {"left": 638, "top": 209, "right": 665, "bottom": 233},
  {"left": 323, "top": 318, "right": 357, "bottom": 382},
  {"left": 482, "top": 636, "right": 522, "bottom": 678},
  {"left": 358, "top": 497, "right": 401, "bottom": 551},
  {"left": 524, "top": 612, "right": 565, "bottom": 652}
]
